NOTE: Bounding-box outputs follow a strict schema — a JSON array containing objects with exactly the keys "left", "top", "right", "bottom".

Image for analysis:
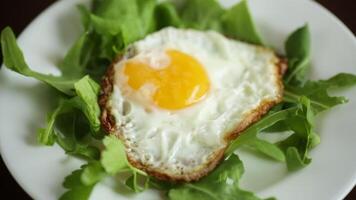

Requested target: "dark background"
[{"left": 0, "top": 0, "right": 355, "bottom": 199}]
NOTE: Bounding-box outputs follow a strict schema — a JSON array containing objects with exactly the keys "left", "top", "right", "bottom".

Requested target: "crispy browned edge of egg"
[{"left": 99, "top": 49, "right": 288, "bottom": 183}]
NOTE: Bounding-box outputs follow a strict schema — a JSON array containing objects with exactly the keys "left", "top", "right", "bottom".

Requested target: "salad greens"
[
  {"left": 1, "top": 0, "right": 356, "bottom": 199},
  {"left": 284, "top": 25, "right": 311, "bottom": 85},
  {"left": 168, "top": 154, "right": 273, "bottom": 200},
  {"left": 1, "top": 27, "right": 81, "bottom": 95}
]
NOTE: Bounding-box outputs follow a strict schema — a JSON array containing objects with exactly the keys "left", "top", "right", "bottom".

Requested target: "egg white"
[{"left": 108, "top": 27, "right": 281, "bottom": 177}]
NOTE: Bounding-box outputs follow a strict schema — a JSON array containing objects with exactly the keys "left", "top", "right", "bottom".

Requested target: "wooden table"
[{"left": 0, "top": 0, "right": 355, "bottom": 199}]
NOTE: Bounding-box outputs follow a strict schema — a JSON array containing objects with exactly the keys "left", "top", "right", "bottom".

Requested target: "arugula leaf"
[
  {"left": 55, "top": 111, "right": 100, "bottom": 160},
  {"left": 90, "top": 15, "right": 122, "bottom": 35},
  {"left": 227, "top": 96, "right": 320, "bottom": 171},
  {"left": 278, "top": 97, "right": 316, "bottom": 171},
  {"left": 157, "top": 0, "right": 263, "bottom": 44},
  {"left": 73, "top": 75, "right": 101, "bottom": 132},
  {"left": 81, "top": 161, "right": 107, "bottom": 186},
  {"left": 320, "top": 72, "right": 356, "bottom": 87},
  {"left": 155, "top": 2, "right": 183, "bottom": 29},
  {"left": 285, "top": 147, "right": 311, "bottom": 171},
  {"left": 284, "top": 25, "right": 311, "bottom": 85},
  {"left": 168, "top": 154, "right": 269, "bottom": 200},
  {"left": 100, "top": 135, "right": 146, "bottom": 176},
  {"left": 58, "top": 33, "right": 87, "bottom": 77},
  {"left": 1, "top": 27, "right": 80, "bottom": 95},
  {"left": 101, "top": 135, "right": 130, "bottom": 174},
  {"left": 284, "top": 73, "right": 356, "bottom": 113},
  {"left": 225, "top": 107, "right": 297, "bottom": 157},
  {"left": 221, "top": 0, "right": 264, "bottom": 45},
  {"left": 37, "top": 75, "right": 102, "bottom": 147},
  {"left": 179, "top": 0, "right": 224, "bottom": 31},
  {"left": 91, "top": 0, "right": 154, "bottom": 45},
  {"left": 245, "top": 139, "right": 285, "bottom": 162},
  {"left": 57, "top": 136, "right": 100, "bottom": 160},
  {"left": 136, "top": 0, "right": 157, "bottom": 34},
  {"left": 101, "top": 135, "right": 148, "bottom": 192},
  {"left": 125, "top": 173, "right": 150, "bottom": 192},
  {"left": 37, "top": 100, "right": 66, "bottom": 145},
  {"left": 77, "top": 5, "right": 91, "bottom": 31},
  {"left": 83, "top": 0, "right": 158, "bottom": 62},
  {"left": 59, "top": 164, "right": 102, "bottom": 200}
]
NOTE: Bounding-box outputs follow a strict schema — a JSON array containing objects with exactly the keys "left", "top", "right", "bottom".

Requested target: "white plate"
[{"left": 1, "top": 0, "right": 355, "bottom": 199}]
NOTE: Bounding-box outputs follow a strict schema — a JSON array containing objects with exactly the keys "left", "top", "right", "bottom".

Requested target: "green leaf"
[
  {"left": 320, "top": 73, "right": 356, "bottom": 87},
  {"left": 58, "top": 33, "right": 87, "bottom": 77},
  {"left": 56, "top": 133, "right": 100, "bottom": 161},
  {"left": 90, "top": 14, "right": 122, "bottom": 35},
  {"left": 59, "top": 167, "right": 95, "bottom": 200},
  {"left": 225, "top": 96, "right": 321, "bottom": 171},
  {"left": 284, "top": 25, "right": 311, "bottom": 85},
  {"left": 84, "top": 0, "right": 159, "bottom": 62},
  {"left": 125, "top": 173, "right": 150, "bottom": 192},
  {"left": 284, "top": 73, "right": 356, "bottom": 113},
  {"left": 179, "top": 0, "right": 224, "bottom": 31},
  {"left": 37, "top": 76, "right": 102, "bottom": 148},
  {"left": 136, "top": 0, "right": 157, "bottom": 34},
  {"left": 73, "top": 75, "right": 101, "bottom": 132},
  {"left": 148, "top": 178, "right": 176, "bottom": 191},
  {"left": 285, "top": 147, "right": 311, "bottom": 171},
  {"left": 155, "top": 2, "right": 183, "bottom": 29},
  {"left": 77, "top": 5, "right": 91, "bottom": 31},
  {"left": 100, "top": 135, "right": 148, "bottom": 193},
  {"left": 54, "top": 110, "right": 100, "bottom": 160},
  {"left": 221, "top": 0, "right": 263, "bottom": 45},
  {"left": 91, "top": 0, "right": 153, "bottom": 45},
  {"left": 168, "top": 154, "right": 268, "bottom": 200},
  {"left": 225, "top": 107, "right": 297, "bottom": 156},
  {"left": 245, "top": 139, "right": 285, "bottom": 162},
  {"left": 81, "top": 161, "right": 107, "bottom": 186},
  {"left": 155, "top": 0, "right": 264, "bottom": 44},
  {"left": 1, "top": 27, "right": 80, "bottom": 95},
  {"left": 101, "top": 135, "right": 130, "bottom": 174},
  {"left": 37, "top": 102, "right": 64, "bottom": 145},
  {"left": 277, "top": 97, "right": 316, "bottom": 171}
]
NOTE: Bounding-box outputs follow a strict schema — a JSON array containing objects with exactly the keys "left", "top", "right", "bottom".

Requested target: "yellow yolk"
[{"left": 123, "top": 50, "right": 210, "bottom": 110}]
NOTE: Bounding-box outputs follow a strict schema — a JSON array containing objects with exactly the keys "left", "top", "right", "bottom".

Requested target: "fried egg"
[{"left": 100, "top": 27, "right": 284, "bottom": 181}]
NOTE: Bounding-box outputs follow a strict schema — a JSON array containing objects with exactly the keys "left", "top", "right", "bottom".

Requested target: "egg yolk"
[{"left": 123, "top": 49, "right": 210, "bottom": 110}]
